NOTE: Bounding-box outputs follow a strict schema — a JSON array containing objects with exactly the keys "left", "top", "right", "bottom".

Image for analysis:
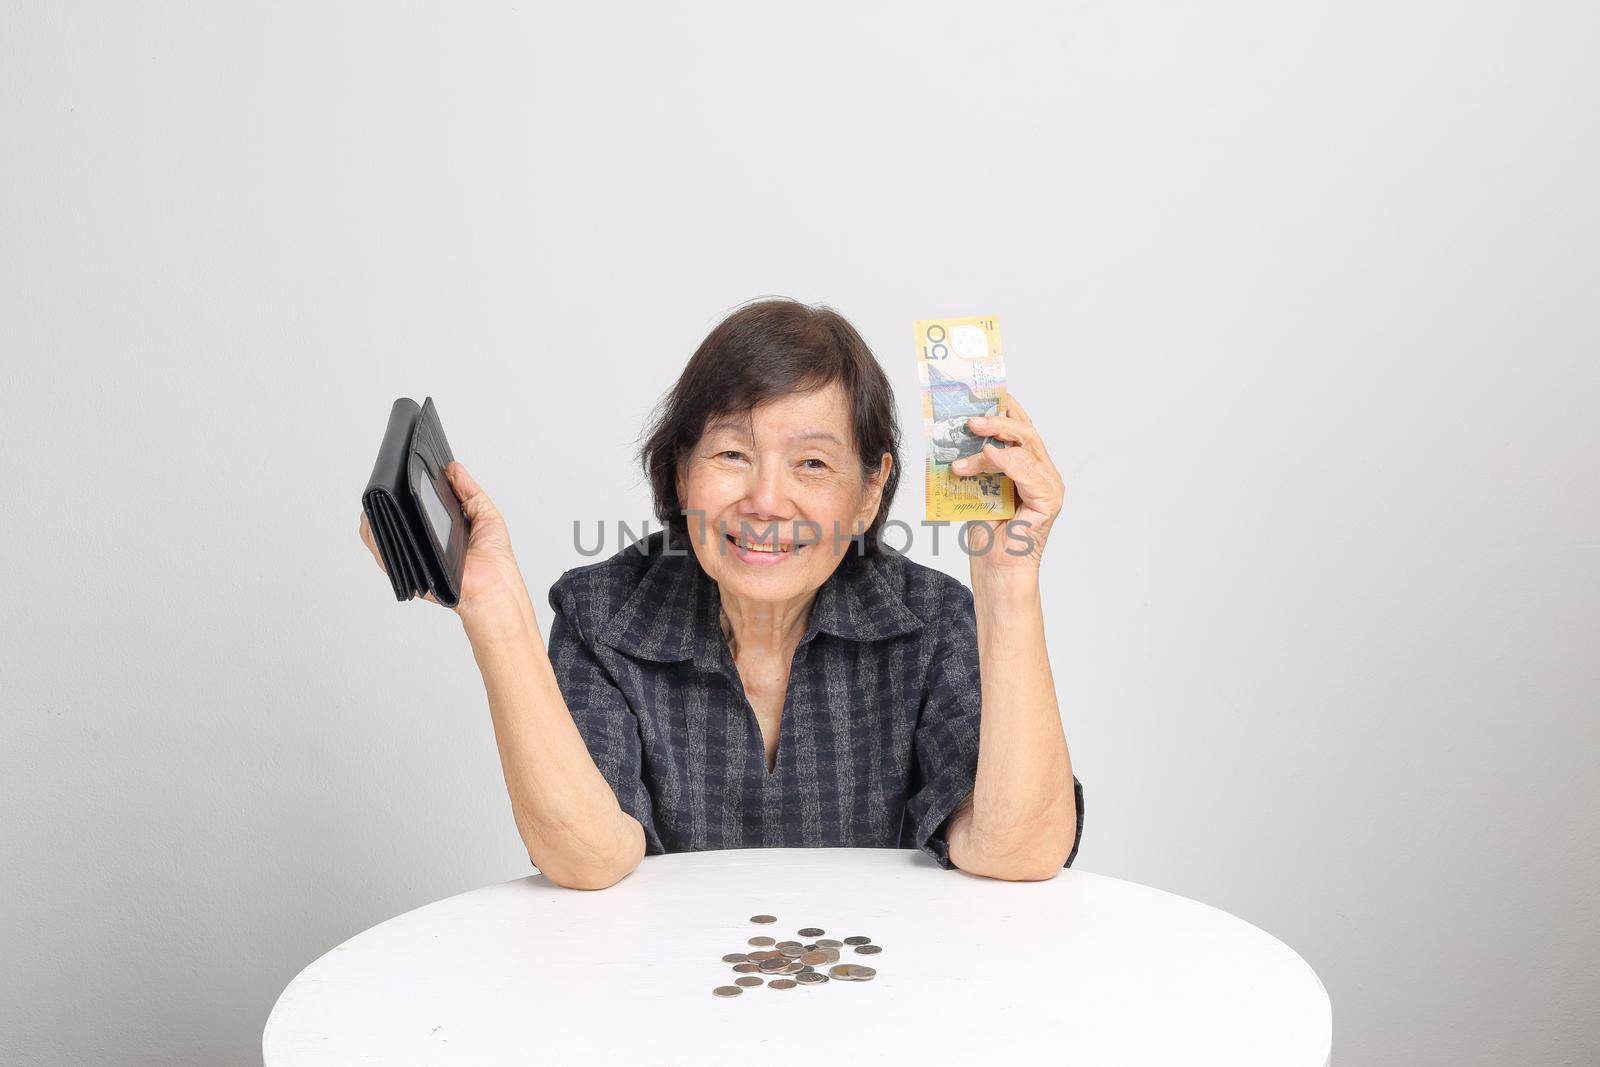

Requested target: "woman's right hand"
[{"left": 358, "top": 460, "right": 528, "bottom": 615}]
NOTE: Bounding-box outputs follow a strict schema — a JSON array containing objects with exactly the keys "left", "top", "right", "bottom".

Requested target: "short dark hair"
[{"left": 639, "top": 297, "right": 902, "bottom": 555}]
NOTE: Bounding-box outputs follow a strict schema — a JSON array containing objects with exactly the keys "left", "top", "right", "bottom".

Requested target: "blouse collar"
[{"left": 599, "top": 528, "right": 924, "bottom": 670}]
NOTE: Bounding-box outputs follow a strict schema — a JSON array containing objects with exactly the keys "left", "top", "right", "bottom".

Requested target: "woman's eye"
[
  {"left": 801, "top": 458, "right": 829, "bottom": 471},
  {"left": 718, "top": 450, "right": 746, "bottom": 462}
]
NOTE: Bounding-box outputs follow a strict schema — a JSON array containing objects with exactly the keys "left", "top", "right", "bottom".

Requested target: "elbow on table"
[
  {"left": 960, "top": 850, "right": 1069, "bottom": 882},
  {"left": 949, "top": 813, "right": 1077, "bottom": 882},
  {"left": 999, "top": 854, "right": 1070, "bottom": 882},
  {"left": 526, "top": 810, "right": 647, "bottom": 891},
  {"left": 538, "top": 856, "right": 640, "bottom": 891}
]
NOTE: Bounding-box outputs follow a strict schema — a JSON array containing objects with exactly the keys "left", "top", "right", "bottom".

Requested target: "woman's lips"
[{"left": 724, "top": 531, "right": 805, "bottom": 565}]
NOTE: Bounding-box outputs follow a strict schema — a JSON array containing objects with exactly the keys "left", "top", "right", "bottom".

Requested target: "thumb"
[{"left": 445, "top": 461, "right": 498, "bottom": 522}]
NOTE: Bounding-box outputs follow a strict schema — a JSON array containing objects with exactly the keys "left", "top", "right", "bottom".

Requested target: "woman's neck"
[{"left": 718, "top": 589, "right": 816, "bottom": 660}]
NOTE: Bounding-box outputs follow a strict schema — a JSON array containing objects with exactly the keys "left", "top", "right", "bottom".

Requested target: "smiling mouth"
[{"left": 724, "top": 532, "right": 806, "bottom": 556}]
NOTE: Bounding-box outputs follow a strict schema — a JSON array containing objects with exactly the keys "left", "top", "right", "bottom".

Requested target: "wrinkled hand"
[
  {"left": 950, "top": 394, "right": 1066, "bottom": 575},
  {"left": 357, "top": 461, "right": 527, "bottom": 613}
]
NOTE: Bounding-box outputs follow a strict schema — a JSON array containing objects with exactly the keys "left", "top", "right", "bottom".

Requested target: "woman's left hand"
[{"left": 950, "top": 394, "right": 1066, "bottom": 578}]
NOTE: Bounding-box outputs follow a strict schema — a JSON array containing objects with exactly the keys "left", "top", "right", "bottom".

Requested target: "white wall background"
[{"left": 3, "top": 2, "right": 1595, "bottom": 1064}]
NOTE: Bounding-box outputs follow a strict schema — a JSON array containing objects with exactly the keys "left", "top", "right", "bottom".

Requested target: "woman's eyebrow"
[
  {"left": 789, "top": 429, "right": 844, "bottom": 446},
  {"left": 705, "top": 422, "right": 844, "bottom": 448}
]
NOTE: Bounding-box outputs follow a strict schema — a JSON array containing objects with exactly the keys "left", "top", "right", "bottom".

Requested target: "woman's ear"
[{"left": 858, "top": 452, "right": 892, "bottom": 525}]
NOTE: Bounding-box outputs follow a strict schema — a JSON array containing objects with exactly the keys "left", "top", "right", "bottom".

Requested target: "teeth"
[{"left": 731, "top": 536, "right": 794, "bottom": 553}]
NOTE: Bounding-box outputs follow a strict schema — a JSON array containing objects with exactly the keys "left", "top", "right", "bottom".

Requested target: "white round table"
[{"left": 264, "top": 848, "right": 1331, "bottom": 1066}]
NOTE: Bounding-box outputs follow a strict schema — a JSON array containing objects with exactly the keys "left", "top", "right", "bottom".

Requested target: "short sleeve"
[
  {"left": 904, "top": 578, "right": 1084, "bottom": 871},
  {"left": 546, "top": 580, "right": 666, "bottom": 856}
]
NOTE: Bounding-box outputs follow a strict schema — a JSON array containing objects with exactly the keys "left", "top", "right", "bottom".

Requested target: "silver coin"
[
  {"left": 747, "top": 936, "right": 776, "bottom": 947},
  {"left": 803, "top": 944, "right": 819, "bottom": 952},
  {"left": 843, "top": 935, "right": 871, "bottom": 946},
  {"left": 854, "top": 944, "right": 882, "bottom": 955},
  {"left": 775, "top": 940, "right": 803, "bottom": 951},
  {"left": 797, "top": 927, "right": 825, "bottom": 937},
  {"left": 748, "top": 950, "right": 779, "bottom": 961},
  {"left": 815, "top": 938, "right": 844, "bottom": 948},
  {"left": 798, "top": 965, "right": 815, "bottom": 972},
  {"left": 734, "top": 976, "right": 763, "bottom": 988},
  {"left": 768, "top": 978, "right": 798, "bottom": 990},
  {"left": 849, "top": 965, "right": 877, "bottom": 981},
  {"left": 732, "top": 963, "right": 760, "bottom": 973},
  {"left": 722, "top": 953, "right": 749, "bottom": 963},
  {"left": 750, "top": 914, "right": 777, "bottom": 924},
  {"left": 796, "top": 972, "right": 828, "bottom": 985},
  {"left": 713, "top": 985, "right": 743, "bottom": 997}
]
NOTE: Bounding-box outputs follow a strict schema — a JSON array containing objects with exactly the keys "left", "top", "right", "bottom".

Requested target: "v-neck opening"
[
  {"left": 755, "top": 691, "right": 789, "bottom": 783},
  {"left": 715, "top": 636, "right": 803, "bottom": 784}
]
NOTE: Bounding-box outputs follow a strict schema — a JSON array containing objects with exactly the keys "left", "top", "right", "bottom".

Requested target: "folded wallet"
[{"left": 362, "top": 397, "right": 469, "bottom": 607}]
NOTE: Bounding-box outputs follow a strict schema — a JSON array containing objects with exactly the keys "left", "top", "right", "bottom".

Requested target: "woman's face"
[{"left": 676, "top": 381, "right": 889, "bottom": 605}]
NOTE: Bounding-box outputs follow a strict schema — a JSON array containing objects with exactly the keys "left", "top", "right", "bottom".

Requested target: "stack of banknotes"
[{"left": 914, "top": 314, "right": 1016, "bottom": 521}]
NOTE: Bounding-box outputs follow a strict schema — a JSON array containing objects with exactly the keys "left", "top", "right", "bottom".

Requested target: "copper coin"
[
  {"left": 843, "top": 935, "right": 871, "bottom": 946},
  {"left": 800, "top": 950, "right": 829, "bottom": 966},
  {"left": 748, "top": 950, "right": 779, "bottom": 961},
  {"left": 722, "top": 953, "right": 749, "bottom": 963},
  {"left": 815, "top": 938, "right": 843, "bottom": 948},
  {"left": 732, "top": 963, "right": 760, "bottom": 973},
  {"left": 750, "top": 915, "right": 777, "bottom": 925},
  {"left": 747, "top": 936, "right": 776, "bottom": 947},
  {"left": 734, "top": 976, "right": 763, "bottom": 987},
  {"left": 768, "top": 978, "right": 798, "bottom": 990},
  {"left": 854, "top": 944, "right": 882, "bottom": 955},
  {"left": 759, "top": 958, "right": 788, "bottom": 973},
  {"left": 713, "top": 985, "right": 743, "bottom": 997},
  {"left": 797, "top": 927, "right": 825, "bottom": 937}
]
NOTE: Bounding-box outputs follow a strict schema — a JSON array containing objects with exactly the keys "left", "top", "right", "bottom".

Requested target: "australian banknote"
[{"left": 914, "top": 314, "right": 1016, "bottom": 522}]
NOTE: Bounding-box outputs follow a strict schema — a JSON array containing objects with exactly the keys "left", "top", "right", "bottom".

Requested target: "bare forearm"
[
  {"left": 458, "top": 582, "right": 644, "bottom": 889},
  {"left": 956, "top": 572, "right": 1077, "bottom": 875}
]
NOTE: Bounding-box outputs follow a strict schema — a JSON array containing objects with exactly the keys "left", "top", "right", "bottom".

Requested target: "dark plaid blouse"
[{"left": 546, "top": 529, "right": 1083, "bottom": 871}]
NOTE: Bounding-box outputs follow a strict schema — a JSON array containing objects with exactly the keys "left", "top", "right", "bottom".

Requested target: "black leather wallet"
[{"left": 362, "top": 397, "right": 469, "bottom": 607}]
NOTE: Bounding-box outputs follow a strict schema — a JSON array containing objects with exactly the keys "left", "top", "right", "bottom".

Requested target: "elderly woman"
[{"left": 359, "top": 299, "right": 1082, "bottom": 889}]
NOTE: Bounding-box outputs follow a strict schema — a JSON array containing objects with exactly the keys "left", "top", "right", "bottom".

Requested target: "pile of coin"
[{"left": 711, "top": 915, "right": 882, "bottom": 997}]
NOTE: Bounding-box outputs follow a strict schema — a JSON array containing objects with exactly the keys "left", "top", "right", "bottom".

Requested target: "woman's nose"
[{"left": 738, "top": 461, "right": 794, "bottom": 520}]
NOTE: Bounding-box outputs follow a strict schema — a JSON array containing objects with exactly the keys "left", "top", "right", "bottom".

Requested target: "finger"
[
  {"left": 960, "top": 440, "right": 1061, "bottom": 511},
  {"left": 966, "top": 414, "right": 1042, "bottom": 452},
  {"left": 950, "top": 448, "right": 1004, "bottom": 477},
  {"left": 445, "top": 461, "right": 499, "bottom": 524},
  {"left": 1003, "top": 394, "right": 1034, "bottom": 424},
  {"left": 951, "top": 438, "right": 1036, "bottom": 478}
]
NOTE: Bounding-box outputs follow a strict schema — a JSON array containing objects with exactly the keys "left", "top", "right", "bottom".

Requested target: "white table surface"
[{"left": 264, "top": 847, "right": 1331, "bottom": 1066}]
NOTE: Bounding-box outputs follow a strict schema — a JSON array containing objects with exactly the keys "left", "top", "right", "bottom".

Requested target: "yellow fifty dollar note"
[{"left": 914, "top": 315, "right": 1015, "bottom": 522}]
